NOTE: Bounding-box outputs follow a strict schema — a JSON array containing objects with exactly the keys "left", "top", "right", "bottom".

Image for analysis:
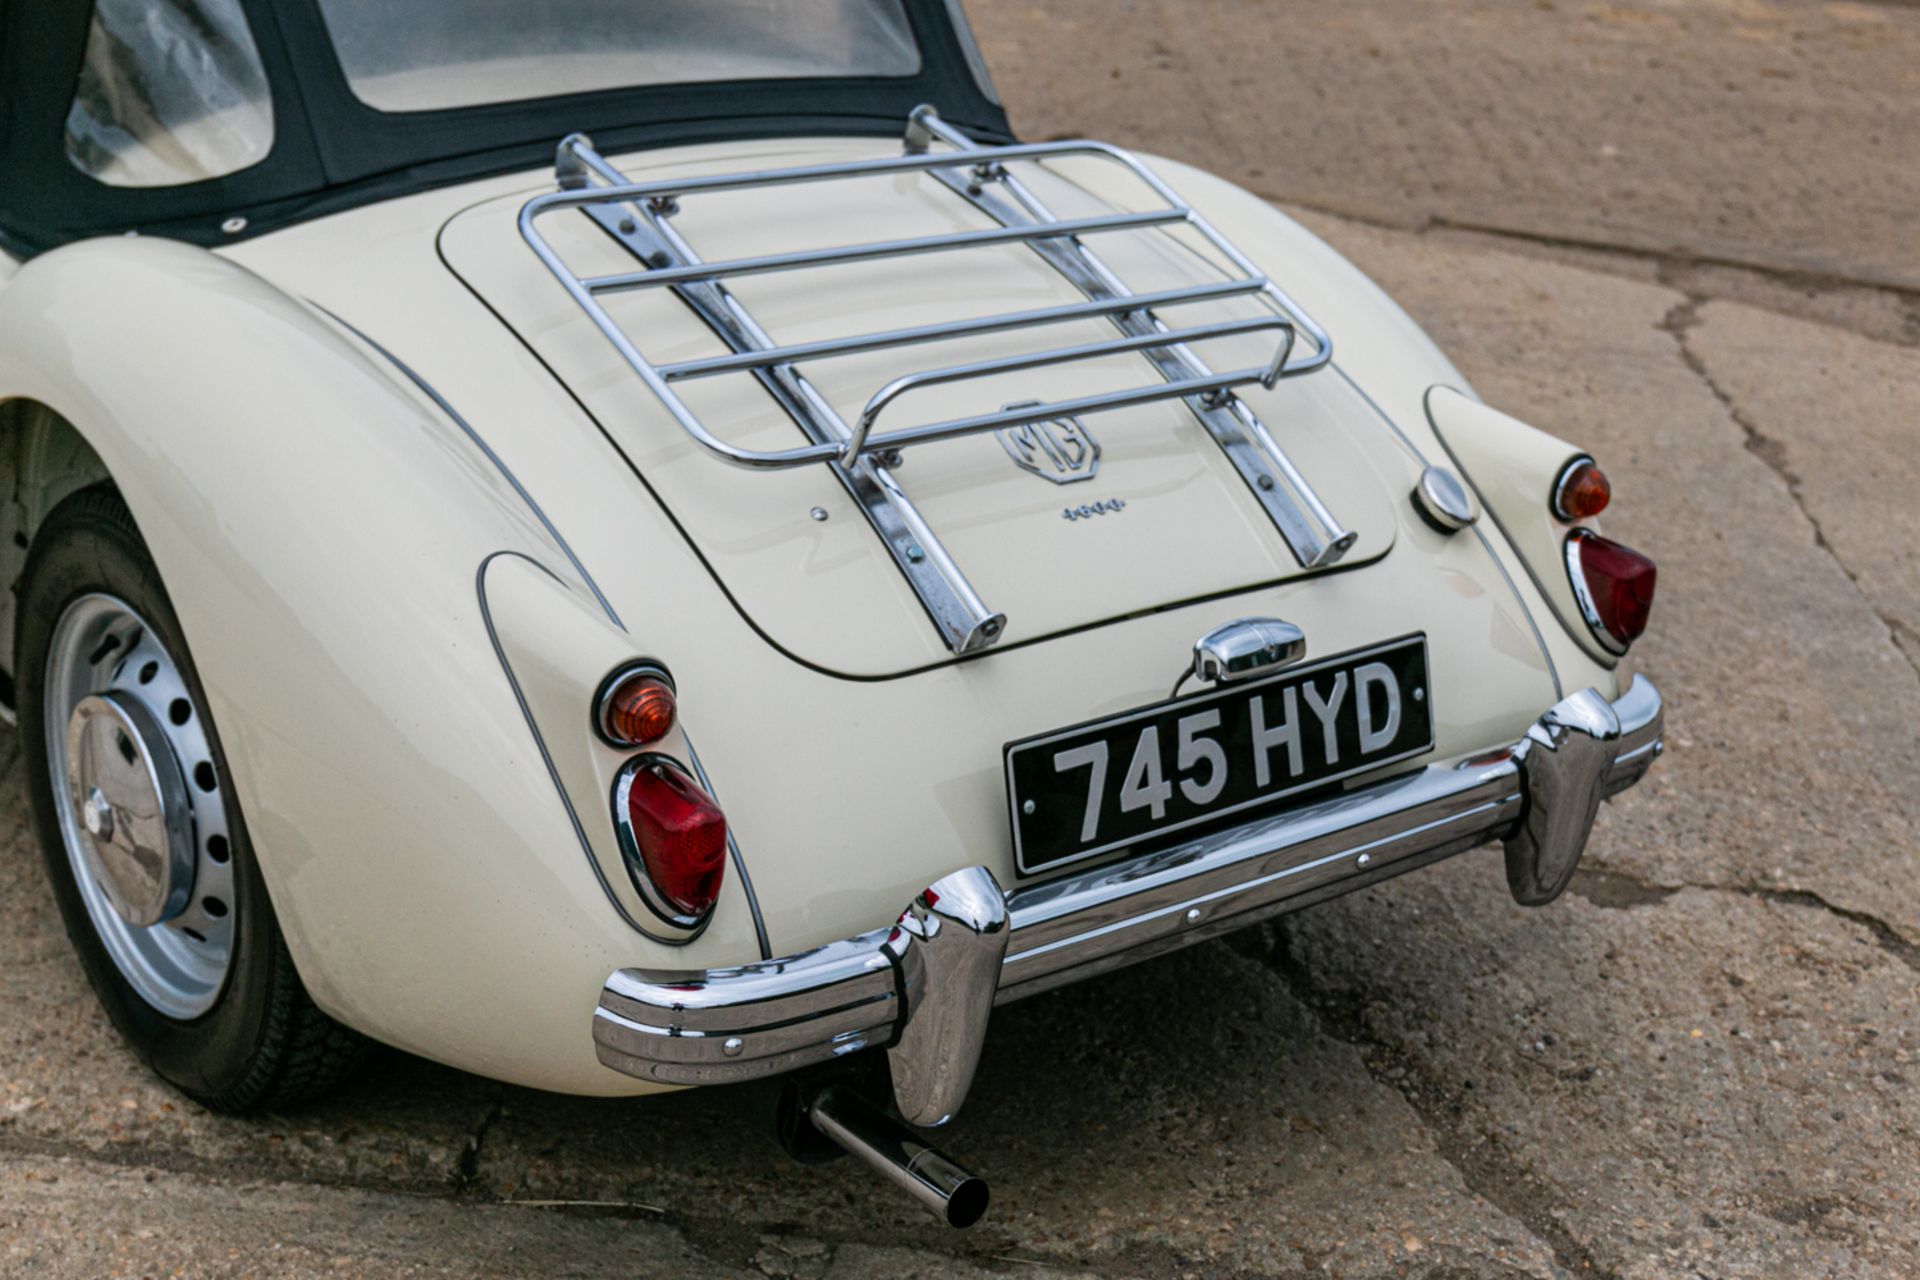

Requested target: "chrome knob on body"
[{"left": 1411, "top": 465, "right": 1480, "bottom": 533}]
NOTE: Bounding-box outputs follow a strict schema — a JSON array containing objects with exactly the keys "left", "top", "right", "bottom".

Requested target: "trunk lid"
[{"left": 439, "top": 140, "right": 1404, "bottom": 677}]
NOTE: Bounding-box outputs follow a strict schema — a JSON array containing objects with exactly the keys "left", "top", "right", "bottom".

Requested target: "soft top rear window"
[
  {"left": 312, "top": 0, "right": 923, "bottom": 114},
  {"left": 65, "top": 0, "right": 274, "bottom": 189}
]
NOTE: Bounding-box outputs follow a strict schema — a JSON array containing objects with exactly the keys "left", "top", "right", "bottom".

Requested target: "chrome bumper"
[{"left": 596, "top": 679, "right": 1663, "bottom": 1124}]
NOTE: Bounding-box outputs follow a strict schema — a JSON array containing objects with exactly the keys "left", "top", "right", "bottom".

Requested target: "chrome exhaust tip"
[{"left": 808, "top": 1087, "right": 989, "bottom": 1229}]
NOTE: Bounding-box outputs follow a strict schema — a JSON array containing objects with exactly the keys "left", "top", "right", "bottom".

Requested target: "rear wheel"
[{"left": 18, "top": 486, "right": 370, "bottom": 1111}]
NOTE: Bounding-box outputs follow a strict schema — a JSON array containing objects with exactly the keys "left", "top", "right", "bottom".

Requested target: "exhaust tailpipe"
[{"left": 808, "top": 1087, "right": 989, "bottom": 1228}]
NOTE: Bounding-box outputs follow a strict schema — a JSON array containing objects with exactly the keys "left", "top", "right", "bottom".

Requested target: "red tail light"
[
  {"left": 615, "top": 759, "right": 727, "bottom": 921},
  {"left": 597, "top": 665, "right": 676, "bottom": 747},
  {"left": 1566, "top": 530, "right": 1656, "bottom": 653}
]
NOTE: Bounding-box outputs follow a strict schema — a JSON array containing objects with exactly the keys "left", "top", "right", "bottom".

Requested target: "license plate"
[{"left": 1004, "top": 635, "right": 1434, "bottom": 876}]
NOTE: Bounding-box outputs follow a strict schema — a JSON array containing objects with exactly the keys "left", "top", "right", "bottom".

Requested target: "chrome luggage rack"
[{"left": 519, "top": 106, "right": 1354, "bottom": 654}]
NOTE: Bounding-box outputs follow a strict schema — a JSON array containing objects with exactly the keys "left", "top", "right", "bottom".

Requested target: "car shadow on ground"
[
  {"left": 3, "top": 725, "right": 1503, "bottom": 1258},
  {"left": 287, "top": 847, "right": 1563, "bottom": 1253}
]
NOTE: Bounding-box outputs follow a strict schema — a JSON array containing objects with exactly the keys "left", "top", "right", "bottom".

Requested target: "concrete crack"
[
  {"left": 1577, "top": 864, "right": 1920, "bottom": 976},
  {"left": 1722, "top": 884, "right": 1920, "bottom": 976},
  {"left": 0, "top": 1128, "right": 457, "bottom": 1198},
  {"left": 1255, "top": 922, "right": 1616, "bottom": 1280},
  {"left": 1431, "top": 215, "right": 1920, "bottom": 314},
  {"left": 1253, "top": 862, "right": 1918, "bottom": 1280},
  {"left": 1254, "top": 191, "right": 1920, "bottom": 349},
  {"left": 1659, "top": 299, "right": 1920, "bottom": 690}
]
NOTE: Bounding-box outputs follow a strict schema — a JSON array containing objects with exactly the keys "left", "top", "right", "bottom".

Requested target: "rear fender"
[
  {"left": 1424, "top": 387, "right": 1614, "bottom": 666},
  {"left": 0, "top": 236, "right": 755, "bottom": 1093}
]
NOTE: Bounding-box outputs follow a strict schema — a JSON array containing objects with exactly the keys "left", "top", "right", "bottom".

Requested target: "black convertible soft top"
[{"left": 0, "top": 0, "right": 1011, "bottom": 255}]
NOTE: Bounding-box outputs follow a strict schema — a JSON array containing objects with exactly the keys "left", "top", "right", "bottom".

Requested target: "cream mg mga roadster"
[{"left": 0, "top": 0, "right": 1661, "bottom": 1225}]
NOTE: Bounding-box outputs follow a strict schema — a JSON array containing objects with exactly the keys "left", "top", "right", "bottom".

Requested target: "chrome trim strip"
[
  {"left": 1422, "top": 385, "right": 1611, "bottom": 678},
  {"left": 1471, "top": 522, "right": 1565, "bottom": 700},
  {"left": 1322, "top": 370, "right": 1563, "bottom": 698},
  {"left": 595, "top": 680, "right": 1663, "bottom": 1087},
  {"left": 475, "top": 552, "right": 670, "bottom": 943},
  {"left": 683, "top": 738, "right": 772, "bottom": 961},
  {"left": 1413, "top": 382, "right": 1577, "bottom": 693},
  {"left": 326, "top": 310, "right": 775, "bottom": 951},
  {"left": 322, "top": 308, "right": 777, "bottom": 954}
]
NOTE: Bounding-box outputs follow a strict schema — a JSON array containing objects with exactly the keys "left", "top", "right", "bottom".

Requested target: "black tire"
[{"left": 17, "top": 485, "right": 371, "bottom": 1112}]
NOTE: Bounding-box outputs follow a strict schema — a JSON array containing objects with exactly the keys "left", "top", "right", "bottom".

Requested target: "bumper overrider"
[{"left": 595, "top": 679, "right": 1663, "bottom": 1126}]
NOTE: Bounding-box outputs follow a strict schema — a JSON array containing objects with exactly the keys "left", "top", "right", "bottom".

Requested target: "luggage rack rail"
[{"left": 519, "top": 107, "right": 1353, "bottom": 655}]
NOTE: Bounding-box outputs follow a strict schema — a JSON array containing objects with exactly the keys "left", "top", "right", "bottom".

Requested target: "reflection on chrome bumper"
[{"left": 595, "top": 678, "right": 1664, "bottom": 1121}]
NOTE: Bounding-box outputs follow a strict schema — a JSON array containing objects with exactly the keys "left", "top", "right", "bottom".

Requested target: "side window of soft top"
[{"left": 64, "top": 0, "right": 274, "bottom": 189}]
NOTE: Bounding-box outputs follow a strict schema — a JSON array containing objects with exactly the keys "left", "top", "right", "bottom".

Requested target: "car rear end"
[{"left": 438, "top": 118, "right": 1667, "bottom": 1131}]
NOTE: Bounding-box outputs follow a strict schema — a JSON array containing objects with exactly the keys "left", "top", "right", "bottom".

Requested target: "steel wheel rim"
[{"left": 45, "top": 594, "right": 235, "bottom": 1018}]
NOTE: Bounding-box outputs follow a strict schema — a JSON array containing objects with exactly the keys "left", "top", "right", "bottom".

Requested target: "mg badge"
[{"left": 996, "top": 406, "right": 1100, "bottom": 485}]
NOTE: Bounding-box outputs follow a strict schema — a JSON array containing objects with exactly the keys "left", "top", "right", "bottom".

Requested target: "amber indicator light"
[
  {"left": 1554, "top": 459, "right": 1612, "bottom": 522},
  {"left": 600, "top": 669, "right": 676, "bottom": 746}
]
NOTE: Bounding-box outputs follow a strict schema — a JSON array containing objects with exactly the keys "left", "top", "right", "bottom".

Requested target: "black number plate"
[{"left": 1004, "top": 635, "right": 1433, "bottom": 876}]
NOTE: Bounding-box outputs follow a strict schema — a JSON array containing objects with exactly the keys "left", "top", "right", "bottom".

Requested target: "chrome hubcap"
[
  {"left": 65, "top": 691, "right": 195, "bottom": 928},
  {"left": 46, "top": 596, "right": 235, "bottom": 1018}
]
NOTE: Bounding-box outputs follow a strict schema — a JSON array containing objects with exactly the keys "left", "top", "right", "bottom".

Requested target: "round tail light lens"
[
  {"left": 615, "top": 759, "right": 727, "bottom": 922},
  {"left": 1566, "top": 530, "right": 1656, "bottom": 653},
  {"left": 1554, "top": 458, "right": 1612, "bottom": 522},
  {"left": 598, "top": 666, "right": 676, "bottom": 746}
]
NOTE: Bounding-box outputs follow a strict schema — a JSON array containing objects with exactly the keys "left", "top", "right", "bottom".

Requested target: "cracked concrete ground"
[{"left": 6, "top": 2, "right": 1920, "bottom": 1277}]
